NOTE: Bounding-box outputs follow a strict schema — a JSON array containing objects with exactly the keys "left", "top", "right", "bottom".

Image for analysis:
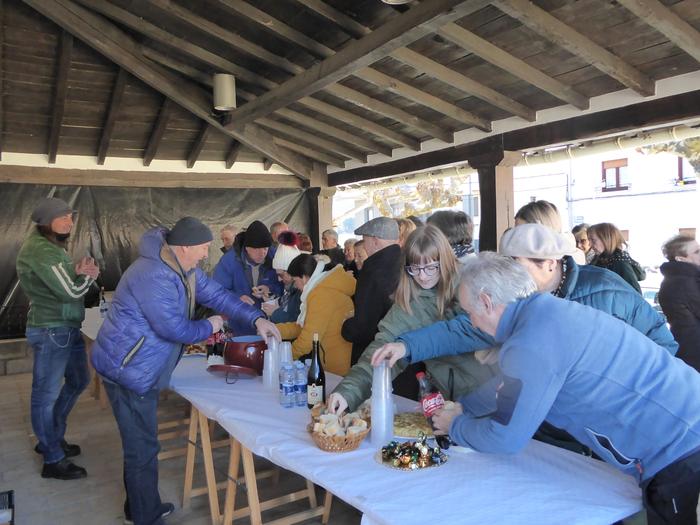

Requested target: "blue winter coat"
[
  {"left": 399, "top": 256, "right": 677, "bottom": 362},
  {"left": 213, "top": 246, "right": 282, "bottom": 334},
  {"left": 451, "top": 293, "right": 700, "bottom": 483},
  {"left": 91, "top": 228, "right": 263, "bottom": 395}
]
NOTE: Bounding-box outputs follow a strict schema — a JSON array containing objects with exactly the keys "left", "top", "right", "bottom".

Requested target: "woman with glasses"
[{"left": 328, "top": 225, "right": 495, "bottom": 414}]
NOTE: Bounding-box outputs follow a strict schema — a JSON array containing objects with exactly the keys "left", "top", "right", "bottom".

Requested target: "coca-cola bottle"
[{"left": 416, "top": 371, "right": 452, "bottom": 450}]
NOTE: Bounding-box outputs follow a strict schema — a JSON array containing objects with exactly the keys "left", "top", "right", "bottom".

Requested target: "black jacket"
[
  {"left": 342, "top": 244, "right": 402, "bottom": 364},
  {"left": 658, "top": 261, "right": 700, "bottom": 372},
  {"left": 321, "top": 246, "right": 345, "bottom": 267}
]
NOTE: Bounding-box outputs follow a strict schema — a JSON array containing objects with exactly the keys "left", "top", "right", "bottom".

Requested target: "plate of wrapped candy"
[{"left": 377, "top": 433, "right": 448, "bottom": 471}]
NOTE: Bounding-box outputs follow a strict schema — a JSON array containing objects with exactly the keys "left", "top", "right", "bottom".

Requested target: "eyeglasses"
[{"left": 405, "top": 263, "right": 440, "bottom": 277}]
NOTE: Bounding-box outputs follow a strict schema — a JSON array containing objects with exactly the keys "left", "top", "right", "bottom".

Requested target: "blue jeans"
[
  {"left": 103, "top": 381, "right": 164, "bottom": 525},
  {"left": 27, "top": 326, "right": 90, "bottom": 464}
]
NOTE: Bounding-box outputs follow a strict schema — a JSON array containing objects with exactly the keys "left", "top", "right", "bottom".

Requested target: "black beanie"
[
  {"left": 244, "top": 220, "right": 273, "bottom": 248},
  {"left": 166, "top": 217, "right": 213, "bottom": 246}
]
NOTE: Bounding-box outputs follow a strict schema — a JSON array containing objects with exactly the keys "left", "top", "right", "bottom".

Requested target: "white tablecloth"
[
  {"left": 81, "top": 307, "right": 103, "bottom": 341},
  {"left": 170, "top": 356, "right": 642, "bottom": 525}
]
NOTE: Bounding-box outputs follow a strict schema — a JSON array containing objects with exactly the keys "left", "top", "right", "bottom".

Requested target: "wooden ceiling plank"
[
  {"left": 258, "top": 117, "right": 364, "bottom": 162},
  {"left": 390, "top": 48, "right": 535, "bottom": 122},
  {"left": 80, "top": 0, "right": 408, "bottom": 158},
  {"left": 143, "top": 97, "right": 173, "bottom": 166},
  {"left": 147, "top": 0, "right": 301, "bottom": 76},
  {"left": 48, "top": 30, "right": 72, "bottom": 164},
  {"left": 298, "top": 96, "right": 419, "bottom": 150},
  {"left": 324, "top": 83, "right": 453, "bottom": 143},
  {"left": 301, "top": 0, "right": 532, "bottom": 122},
  {"left": 186, "top": 121, "right": 211, "bottom": 169},
  {"left": 617, "top": 0, "right": 700, "bottom": 63},
  {"left": 96, "top": 67, "right": 127, "bottom": 164},
  {"left": 163, "top": 0, "right": 454, "bottom": 147},
  {"left": 25, "top": 0, "right": 314, "bottom": 180},
  {"left": 354, "top": 68, "right": 491, "bottom": 131},
  {"left": 273, "top": 137, "right": 346, "bottom": 168},
  {"left": 495, "top": 0, "right": 656, "bottom": 96},
  {"left": 225, "top": 140, "right": 242, "bottom": 169},
  {"left": 438, "top": 23, "right": 589, "bottom": 110},
  {"left": 73, "top": 0, "right": 276, "bottom": 89},
  {"left": 224, "top": 0, "right": 484, "bottom": 129},
  {"left": 0, "top": 0, "right": 4, "bottom": 160}
]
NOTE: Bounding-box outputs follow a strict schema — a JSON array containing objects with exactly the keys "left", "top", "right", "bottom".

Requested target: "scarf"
[
  {"left": 296, "top": 260, "right": 330, "bottom": 327},
  {"left": 452, "top": 243, "right": 475, "bottom": 260}
]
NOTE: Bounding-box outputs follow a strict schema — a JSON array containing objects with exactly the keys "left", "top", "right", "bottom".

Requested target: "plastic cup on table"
[
  {"left": 370, "top": 359, "right": 394, "bottom": 448},
  {"left": 264, "top": 336, "right": 280, "bottom": 391},
  {"left": 280, "top": 341, "right": 293, "bottom": 363}
]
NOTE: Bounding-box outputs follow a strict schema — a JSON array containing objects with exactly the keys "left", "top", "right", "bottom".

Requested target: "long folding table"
[{"left": 170, "top": 356, "right": 643, "bottom": 525}]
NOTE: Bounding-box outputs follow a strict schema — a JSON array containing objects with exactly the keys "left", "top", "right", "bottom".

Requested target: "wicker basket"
[{"left": 307, "top": 423, "right": 370, "bottom": 453}]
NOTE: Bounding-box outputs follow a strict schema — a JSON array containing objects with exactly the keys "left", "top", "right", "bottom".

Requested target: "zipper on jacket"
[{"left": 120, "top": 336, "right": 145, "bottom": 368}]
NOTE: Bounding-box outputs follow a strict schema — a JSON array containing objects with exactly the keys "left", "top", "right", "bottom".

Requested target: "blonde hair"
[
  {"left": 395, "top": 225, "right": 459, "bottom": 318},
  {"left": 397, "top": 218, "right": 417, "bottom": 247},
  {"left": 515, "top": 200, "right": 562, "bottom": 232},
  {"left": 588, "top": 222, "right": 626, "bottom": 255}
]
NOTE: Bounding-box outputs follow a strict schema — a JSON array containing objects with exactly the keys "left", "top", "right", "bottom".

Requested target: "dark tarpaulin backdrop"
[{"left": 0, "top": 182, "right": 311, "bottom": 338}]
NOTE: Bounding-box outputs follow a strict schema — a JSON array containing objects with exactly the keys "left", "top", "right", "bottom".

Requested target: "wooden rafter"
[
  {"left": 258, "top": 118, "right": 364, "bottom": 163},
  {"left": 225, "top": 140, "right": 242, "bottom": 169},
  {"left": 263, "top": 158, "right": 273, "bottom": 171},
  {"left": 224, "top": 0, "right": 484, "bottom": 129},
  {"left": 272, "top": 138, "right": 345, "bottom": 168},
  {"left": 0, "top": 0, "right": 3, "bottom": 160},
  {"left": 48, "top": 30, "right": 72, "bottom": 164},
  {"left": 97, "top": 68, "right": 127, "bottom": 165},
  {"left": 616, "top": 0, "right": 700, "bottom": 64},
  {"left": 495, "top": 0, "right": 656, "bottom": 96},
  {"left": 25, "top": 0, "right": 314, "bottom": 180},
  {"left": 186, "top": 122, "right": 211, "bottom": 169},
  {"left": 149, "top": 0, "right": 451, "bottom": 147},
  {"left": 79, "top": 0, "right": 414, "bottom": 155},
  {"left": 301, "top": 0, "right": 534, "bottom": 122},
  {"left": 438, "top": 23, "right": 589, "bottom": 110},
  {"left": 143, "top": 98, "right": 173, "bottom": 167}
]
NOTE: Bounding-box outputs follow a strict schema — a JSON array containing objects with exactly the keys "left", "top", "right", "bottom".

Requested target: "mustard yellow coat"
[{"left": 277, "top": 266, "right": 356, "bottom": 376}]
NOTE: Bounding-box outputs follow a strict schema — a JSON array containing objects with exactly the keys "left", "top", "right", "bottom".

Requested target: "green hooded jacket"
[
  {"left": 16, "top": 230, "right": 93, "bottom": 328},
  {"left": 333, "top": 287, "right": 496, "bottom": 411}
]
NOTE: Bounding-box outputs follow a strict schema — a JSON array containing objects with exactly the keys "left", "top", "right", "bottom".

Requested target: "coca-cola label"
[
  {"left": 307, "top": 384, "right": 323, "bottom": 406},
  {"left": 421, "top": 392, "right": 445, "bottom": 417}
]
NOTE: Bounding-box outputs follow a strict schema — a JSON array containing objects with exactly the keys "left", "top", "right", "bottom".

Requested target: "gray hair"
[
  {"left": 322, "top": 229, "right": 338, "bottom": 240},
  {"left": 459, "top": 252, "right": 537, "bottom": 311},
  {"left": 344, "top": 238, "right": 358, "bottom": 248},
  {"left": 221, "top": 224, "right": 237, "bottom": 233}
]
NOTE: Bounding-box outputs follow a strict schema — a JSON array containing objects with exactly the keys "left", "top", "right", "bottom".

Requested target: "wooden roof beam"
[
  {"left": 301, "top": 0, "right": 534, "bottom": 122},
  {"left": 0, "top": 0, "right": 4, "bottom": 160},
  {"left": 143, "top": 98, "right": 173, "bottom": 166},
  {"left": 97, "top": 68, "right": 128, "bottom": 165},
  {"left": 617, "top": 0, "right": 700, "bottom": 63},
  {"left": 80, "top": 0, "right": 413, "bottom": 155},
  {"left": 220, "top": 0, "right": 457, "bottom": 142},
  {"left": 25, "top": 0, "right": 314, "bottom": 180},
  {"left": 438, "top": 23, "right": 589, "bottom": 110},
  {"left": 258, "top": 118, "right": 365, "bottom": 163},
  {"left": 186, "top": 122, "right": 211, "bottom": 169},
  {"left": 263, "top": 158, "right": 273, "bottom": 171},
  {"left": 272, "top": 138, "right": 346, "bottom": 169},
  {"left": 48, "top": 30, "right": 72, "bottom": 164},
  {"left": 225, "top": 140, "right": 241, "bottom": 169},
  {"left": 495, "top": 0, "right": 656, "bottom": 97},
  {"left": 224, "top": 0, "right": 485, "bottom": 129}
]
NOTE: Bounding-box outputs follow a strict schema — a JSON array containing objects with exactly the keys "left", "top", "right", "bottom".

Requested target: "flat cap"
[
  {"left": 354, "top": 217, "right": 399, "bottom": 240},
  {"left": 31, "top": 198, "right": 74, "bottom": 226},
  {"left": 499, "top": 223, "right": 577, "bottom": 260}
]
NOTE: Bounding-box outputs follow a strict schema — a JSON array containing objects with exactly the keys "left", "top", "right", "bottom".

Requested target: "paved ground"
[{"left": 0, "top": 372, "right": 362, "bottom": 525}]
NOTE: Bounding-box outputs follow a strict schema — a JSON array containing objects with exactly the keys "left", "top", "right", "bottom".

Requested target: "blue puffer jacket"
[
  {"left": 451, "top": 293, "right": 700, "bottom": 483},
  {"left": 399, "top": 256, "right": 677, "bottom": 362},
  {"left": 91, "top": 228, "right": 263, "bottom": 395},
  {"left": 213, "top": 246, "right": 282, "bottom": 335}
]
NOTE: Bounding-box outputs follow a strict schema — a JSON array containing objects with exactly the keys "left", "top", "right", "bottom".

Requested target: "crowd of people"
[{"left": 15, "top": 196, "right": 700, "bottom": 525}]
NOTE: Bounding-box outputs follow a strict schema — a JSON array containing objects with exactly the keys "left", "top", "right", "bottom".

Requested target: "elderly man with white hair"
[{"left": 417, "top": 252, "right": 700, "bottom": 525}]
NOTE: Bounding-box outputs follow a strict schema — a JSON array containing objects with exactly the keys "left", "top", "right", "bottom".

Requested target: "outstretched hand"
[
  {"left": 255, "top": 318, "right": 281, "bottom": 342},
  {"left": 370, "top": 342, "right": 407, "bottom": 367}
]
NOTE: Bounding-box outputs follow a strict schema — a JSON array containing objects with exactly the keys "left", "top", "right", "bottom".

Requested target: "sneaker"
[
  {"left": 123, "top": 502, "right": 175, "bottom": 524},
  {"left": 34, "top": 440, "right": 81, "bottom": 458},
  {"left": 41, "top": 458, "right": 87, "bottom": 480}
]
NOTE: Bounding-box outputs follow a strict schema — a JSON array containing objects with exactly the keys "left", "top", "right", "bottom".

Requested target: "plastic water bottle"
[
  {"left": 279, "top": 364, "right": 294, "bottom": 408},
  {"left": 293, "top": 361, "right": 307, "bottom": 407}
]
